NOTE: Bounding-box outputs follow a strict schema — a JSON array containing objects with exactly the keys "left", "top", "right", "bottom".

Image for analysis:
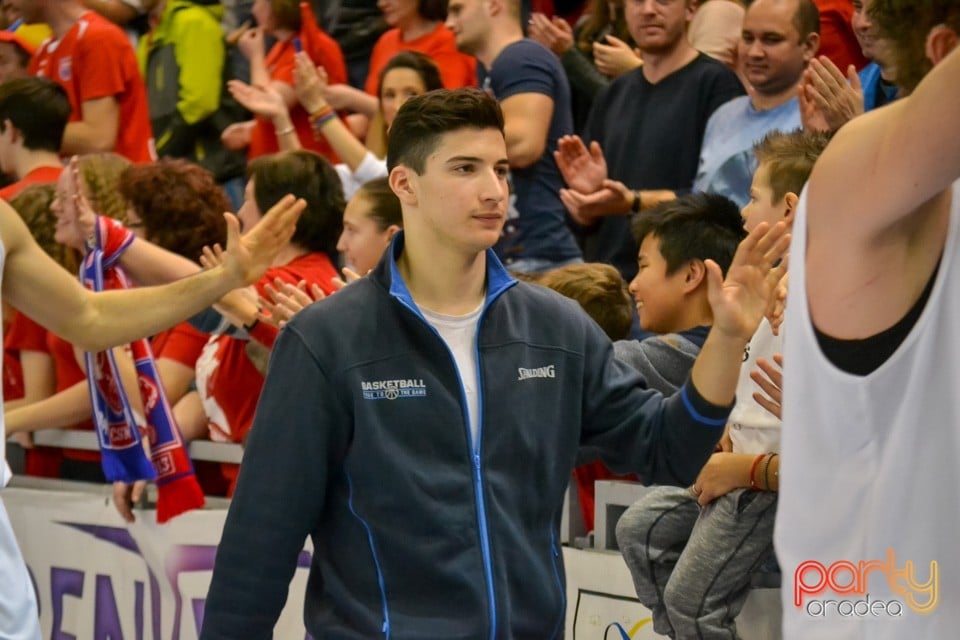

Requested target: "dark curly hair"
[
  {"left": 248, "top": 150, "right": 344, "bottom": 258},
  {"left": 118, "top": 158, "right": 229, "bottom": 261}
]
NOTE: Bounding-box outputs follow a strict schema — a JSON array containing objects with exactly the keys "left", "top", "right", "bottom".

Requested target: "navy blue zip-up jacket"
[{"left": 201, "top": 238, "right": 731, "bottom": 639}]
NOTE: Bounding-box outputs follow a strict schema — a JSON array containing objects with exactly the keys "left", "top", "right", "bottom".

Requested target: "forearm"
[
  {"left": 5, "top": 382, "right": 92, "bottom": 433},
  {"left": 689, "top": 330, "right": 749, "bottom": 407},
  {"left": 248, "top": 54, "right": 271, "bottom": 91},
  {"left": 72, "top": 264, "right": 245, "bottom": 351},
  {"left": 561, "top": 48, "right": 610, "bottom": 96},
  {"left": 122, "top": 237, "right": 202, "bottom": 285},
  {"left": 504, "top": 127, "right": 545, "bottom": 169},
  {"left": 270, "top": 110, "right": 303, "bottom": 152},
  {"left": 62, "top": 121, "right": 118, "bottom": 155}
]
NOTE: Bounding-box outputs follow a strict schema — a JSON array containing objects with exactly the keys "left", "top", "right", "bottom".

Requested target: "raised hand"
[
  {"left": 527, "top": 13, "right": 573, "bottom": 56},
  {"left": 800, "top": 56, "right": 864, "bottom": 132},
  {"left": 293, "top": 51, "right": 329, "bottom": 114},
  {"left": 554, "top": 135, "right": 608, "bottom": 194},
  {"left": 237, "top": 26, "right": 266, "bottom": 61},
  {"left": 217, "top": 195, "right": 307, "bottom": 288},
  {"left": 593, "top": 35, "right": 643, "bottom": 78},
  {"left": 259, "top": 278, "right": 326, "bottom": 327},
  {"left": 705, "top": 221, "right": 790, "bottom": 343},
  {"left": 227, "top": 80, "right": 288, "bottom": 120}
]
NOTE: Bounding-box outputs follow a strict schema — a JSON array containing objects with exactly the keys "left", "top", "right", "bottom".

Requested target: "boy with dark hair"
[
  {"left": 616, "top": 192, "right": 747, "bottom": 392},
  {"left": 616, "top": 129, "right": 830, "bottom": 640},
  {"left": 0, "top": 77, "right": 70, "bottom": 200},
  {"left": 200, "top": 88, "right": 789, "bottom": 639}
]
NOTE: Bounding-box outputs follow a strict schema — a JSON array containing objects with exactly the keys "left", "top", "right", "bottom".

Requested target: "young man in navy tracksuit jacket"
[{"left": 200, "top": 88, "right": 790, "bottom": 639}]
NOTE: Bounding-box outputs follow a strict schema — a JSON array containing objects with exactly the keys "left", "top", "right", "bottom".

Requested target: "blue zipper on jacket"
[{"left": 387, "top": 239, "right": 516, "bottom": 639}]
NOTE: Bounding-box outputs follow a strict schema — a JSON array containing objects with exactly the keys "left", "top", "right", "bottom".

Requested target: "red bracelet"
[{"left": 749, "top": 453, "right": 766, "bottom": 490}]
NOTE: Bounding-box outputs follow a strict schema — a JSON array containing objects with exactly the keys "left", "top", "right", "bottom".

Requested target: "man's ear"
[
  {"left": 683, "top": 259, "right": 707, "bottom": 293},
  {"left": 783, "top": 192, "right": 799, "bottom": 225},
  {"left": 0, "top": 119, "right": 17, "bottom": 141},
  {"left": 926, "top": 24, "right": 959, "bottom": 66},
  {"left": 388, "top": 165, "right": 418, "bottom": 207},
  {"left": 385, "top": 224, "right": 401, "bottom": 241},
  {"left": 802, "top": 32, "right": 821, "bottom": 63}
]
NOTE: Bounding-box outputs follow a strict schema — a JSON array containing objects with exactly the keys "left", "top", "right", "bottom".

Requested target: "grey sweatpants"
[{"left": 615, "top": 486, "right": 778, "bottom": 639}]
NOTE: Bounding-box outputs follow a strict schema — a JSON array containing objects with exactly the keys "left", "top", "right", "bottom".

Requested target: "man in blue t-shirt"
[
  {"left": 693, "top": 0, "right": 820, "bottom": 207},
  {"left": 446, "top": 0, "right": 581, "bottom": 273}
]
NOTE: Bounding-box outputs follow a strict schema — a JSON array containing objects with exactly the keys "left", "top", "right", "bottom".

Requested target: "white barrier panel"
[
  {"left": 6, "top": 485, "right": 774, "bottom": 638},
  {"left": 3, "top": 487, "right": 310, "bottom": 639}
]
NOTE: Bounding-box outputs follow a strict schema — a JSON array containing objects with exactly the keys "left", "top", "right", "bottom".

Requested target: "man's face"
[
  {"left": 9, "top": 0, "right": 44, "bottom": 25},
  {"left": 851, "top": 0, "right": 894, "bottom": 69},
  {"left": 627, "top": 234, "right": 691, "bottom": 334},
  {"left": 625, "top": 0, "right": 694, "bottom": 56},
  {"left": 741, "top": 163, "right": 788, "bottom": 233},
  {"left": 446, "top": 0, "right": 489, "bottom": 56},
  {"left": 1, "top": 0, "right": 20, "bottom": 26},
  {"left": 0, "top": 42, "right": 27, "bottom": 84},
  {"left": 400, "top": 127, "right": 509, "bottom": 256},
  {"left": 738, "top": 0, "right": 816, "bottom": 97}
]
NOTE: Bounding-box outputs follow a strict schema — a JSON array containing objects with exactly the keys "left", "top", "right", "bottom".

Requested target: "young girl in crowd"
[{"left": 229, "top": 50, "right": 443, "bottom": 197}]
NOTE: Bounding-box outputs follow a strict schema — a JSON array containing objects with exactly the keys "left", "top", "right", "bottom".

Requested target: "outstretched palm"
[
  {"left": 706, "top": 221, "right": 790, "bottom": 342},
  {"left": 554, "top": 135, "right": 608, "bottom": 194},
  {"left": 227, "top": 80, "right": 287, "bottom": 120}
]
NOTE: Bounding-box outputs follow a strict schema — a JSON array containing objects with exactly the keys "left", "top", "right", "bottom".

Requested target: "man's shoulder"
[{"left": 493, "top": 39, "right": 562, "bottom": 73}]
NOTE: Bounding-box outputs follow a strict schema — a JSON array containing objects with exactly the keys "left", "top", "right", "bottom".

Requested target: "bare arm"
[
  {"left": 4, "top": 351, "right": 55, "bottom": 413},
  {"left": 5, "top": 346, "right": 143, "bottom": 434},
  {"left": 0, "top": 196, "right": 305, "bottom": 352},
  {"left": 500, "top": 93, "right": 554, "bottom": 169},
  {"left": 81, "top": 0, "right": 138, "bottom": 25},
  {"left": 808, "top": 43, "right": 960, "bottom": 235},
  {"left": 61, "top": 97, "right": 119, "bottom": 155}
]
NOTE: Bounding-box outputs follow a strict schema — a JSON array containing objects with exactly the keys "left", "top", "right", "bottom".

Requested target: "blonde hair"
[{"left": 77, "top": 153, "right": 133, "bottom": 223}]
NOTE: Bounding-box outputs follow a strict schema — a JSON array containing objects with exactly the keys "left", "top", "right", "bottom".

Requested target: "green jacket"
[{"left": 138, "top": 0, "right": 244, "bottom": 179}]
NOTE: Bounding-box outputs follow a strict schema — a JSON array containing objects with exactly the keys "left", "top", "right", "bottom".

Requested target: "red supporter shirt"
[
  {"left": 364, "top": 23, "right": 477, "bottom": 95},
  {"left": 152, "top": 322, "right": 209, "bottom": 368},
  {"left": 195, "top": 252, "right": 338, "bottom": 494},
  {"left": 814, "top": 0, "right": 870, "bottom": 72},
  {"left": 29, "top": 11, "right": 155, "bottom": 163},
  {"left": 0, "top": 166, "right": 64, "bottom": 201},
  {"left": 3, "top": 311, "right": 48, "bottom": 401},
  {"left": 4, "top": 312, "right": 64, "bottom": 476},
  {"left": 248, "top": 35, "right": 347, "bottom": 163}
]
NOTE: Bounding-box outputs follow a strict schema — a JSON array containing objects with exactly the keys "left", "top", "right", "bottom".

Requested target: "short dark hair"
[
  {"left": 793, "top": 0, "right": 820, "bottom": 40},
  {"left": 0, "top": 77, "right": 70, "bottom": 152},
  {"left": 377, "top": 51, "right": 444, "bottom": 100},
  {"left": 387, "top": 88, "right": 504, "bottom": 173},
  {"left": 869, "top": 0, "right": 960, "bottom": 93},
  {"left": 753, "top": 129, "right": 832, "bottom": 202},
  {"left": 248, "top": 150, "right": 345, "bottom": 257},
  {"left": 119, "top": 158, "right": 229, "bottom": 260},
  {"left": 631, "top": 193, "right": 746, "bottom": 277},
  {"left": 356, "top": 177, "right": 403, "bottom": 231},
  {"left": 528, "top": 263, "right": 633, "bottom": 341}
]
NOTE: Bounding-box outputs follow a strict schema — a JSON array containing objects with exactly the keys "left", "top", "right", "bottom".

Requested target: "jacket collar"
[{"left": 371, "top": 231, "right": 516, "bottom": 320}]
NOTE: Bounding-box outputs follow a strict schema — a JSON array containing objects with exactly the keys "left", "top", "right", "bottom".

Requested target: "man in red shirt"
[
  {"left": 18, "top": 0, "right": 155, "bottom": 162},
  {"left": 0, "top": 77, "right": 68, "bottom": 200}
]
